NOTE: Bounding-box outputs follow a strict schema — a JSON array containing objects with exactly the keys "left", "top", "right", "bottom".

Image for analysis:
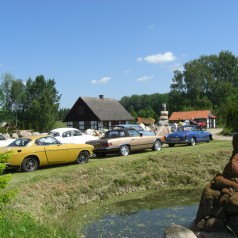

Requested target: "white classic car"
[
  {"left": 49, "top": 128, "right": 99, "bottom": 144},
  {"left": 0, "top": 133, "right": 15, "bottom": 147}
]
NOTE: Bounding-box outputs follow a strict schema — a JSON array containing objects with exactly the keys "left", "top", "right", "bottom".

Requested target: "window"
[
  {"left": 73, "top": 130, "right": 83, "bottom": 136},
  {"left": 62, "top": 131, "right": 71, "bottom": 137},
  {"left": 128, "top": 129, "right": 141, "bottom": 137}
]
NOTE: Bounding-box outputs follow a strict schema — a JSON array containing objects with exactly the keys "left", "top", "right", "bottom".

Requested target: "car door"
[
  {"left": 128, "top": 129, "right": 152, "bottom": 151},
  {"left": 195, "top": 127, "right": 207, "bottom": 142},
  {"left": 41, "top": 136, "right": 69, "bottom": 163}
]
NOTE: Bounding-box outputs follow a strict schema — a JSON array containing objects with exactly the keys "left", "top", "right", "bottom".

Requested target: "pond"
[{"left": 62, "top": 189, "right": 202, "bottom": 238}]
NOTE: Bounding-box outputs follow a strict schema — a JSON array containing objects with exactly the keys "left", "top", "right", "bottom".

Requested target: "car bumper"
[
  {"left": 164, "top": 139, "right": 189, "bottom": 144},
  {"left": 93, "top": 146, "right": 119, "bottom": 154}
]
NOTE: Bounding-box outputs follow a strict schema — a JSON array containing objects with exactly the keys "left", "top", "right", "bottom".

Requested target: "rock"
[
  {"left": 194, "top": 133, "right": 238, "bottom": 236},
  {"left": 11, "top": 133, "right": 19, "bottom": 139},
  {"left": 164, "top": 224, "right": 197, "bottom": 238}
]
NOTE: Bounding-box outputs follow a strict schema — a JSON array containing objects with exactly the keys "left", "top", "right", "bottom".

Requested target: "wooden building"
[
  {"left": 63, "top": 95, "right": 134, "bottom": 131},
  {"left": 169, "top": 110, "right": 217, "bottom": 128}
]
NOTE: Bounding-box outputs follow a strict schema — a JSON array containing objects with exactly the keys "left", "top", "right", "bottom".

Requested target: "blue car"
[
  {"left": 164, "top": 125, "right": 213, "bottom": 147},
  {"left": 112, "top": 124, "right": 156, "bottom": 136}
]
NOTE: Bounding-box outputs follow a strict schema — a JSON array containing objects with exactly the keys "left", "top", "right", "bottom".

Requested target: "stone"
[{"left": 164, "top": 224, "right": 197, "bottom": 238}]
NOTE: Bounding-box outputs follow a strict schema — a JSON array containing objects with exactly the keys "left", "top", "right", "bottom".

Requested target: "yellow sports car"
[{"left": 0, "top": 135, "right": 94, "bottom": 172}]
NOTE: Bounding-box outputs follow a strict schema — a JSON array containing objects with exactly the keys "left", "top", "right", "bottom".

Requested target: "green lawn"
[{"left": 0, "top": 140, "right": 233, "bottom": 237}]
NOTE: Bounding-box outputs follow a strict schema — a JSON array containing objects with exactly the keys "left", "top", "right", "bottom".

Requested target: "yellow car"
[{"left": 0, "top": 135, "right": 94, "bottom": 172}]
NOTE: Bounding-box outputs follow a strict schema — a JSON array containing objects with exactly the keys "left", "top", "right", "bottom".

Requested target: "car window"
[
  {"left": 51, "top": 132, "right": 60, "bottom": 137},
  {"left": 62, "top": 131, "right": 71, "bottom": 138},
  {"left": 128, "top": 129, "right": 141, "bottom": 137},
  {"left": 132, "top": 126, "right": 143, "bottom": 131},
  {"left": 72, "top": 130, "right": 83, "bottom": 136},
  {"left": 0, "top": 134, "right": 6, "bottom": 140},
  {"left": 37, "top": 136, "right": 59, "bottom": 145},
  {"left": 8, "top": 138, "right": 31, "bottom": 147}
]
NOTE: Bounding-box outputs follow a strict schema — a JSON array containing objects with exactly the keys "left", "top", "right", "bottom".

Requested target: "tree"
[
  {"left": 23, "top": 75, "right": 61, "bottom": 132},
  {"left": 168, "top": 50, "right": 238, "bottom": 131},
  {"left": 0, "top": 74, "right": 61, "bottom": 132}
]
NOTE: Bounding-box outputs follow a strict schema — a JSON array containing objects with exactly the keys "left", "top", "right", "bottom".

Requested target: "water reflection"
[{"left": 64, "top": 189, "right": 201, "bottom": 238}]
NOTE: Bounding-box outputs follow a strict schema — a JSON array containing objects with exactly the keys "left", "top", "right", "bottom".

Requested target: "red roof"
[{"left": 169, "top": 110, "right": 216, "bottom": 121}]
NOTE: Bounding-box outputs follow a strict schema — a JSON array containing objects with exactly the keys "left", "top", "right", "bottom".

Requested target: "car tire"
[
  {"left": 152, "top": 140, "right": 162, "bottom": 151},
  {"left": 119, "top": 145, "right": 130, "bottom": 156},
  {"left": 76, "top": 151, "right": 89, "bottom": 164},
  {"left": 188, "top": 138, "right": 196, "bottom": 146},
  {"left": 21, "top": 156, "right": 39, "bottom": 172}
]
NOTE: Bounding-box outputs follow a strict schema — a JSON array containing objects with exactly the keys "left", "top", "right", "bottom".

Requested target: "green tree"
[
  {"left": 24, "top": 75, "right": 61, "bottom": 132},
  {"left": 168, "top": 50, "right": 238, "bottom": 131}
]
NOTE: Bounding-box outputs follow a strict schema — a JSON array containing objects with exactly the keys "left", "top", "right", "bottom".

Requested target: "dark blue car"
[{"left": 164, "top": 125, "right": 213, "bottom": 147}]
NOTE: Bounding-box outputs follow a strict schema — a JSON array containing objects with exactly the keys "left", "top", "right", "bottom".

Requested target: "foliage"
[
  {"left": 0, "top": 151, "right": 14, "bottom": 206},
  {"left": 120, "top": 93, "right": 169, "bottom": 123},
  {"left": 168, "top": 50, "right": 238, "bottom": 131},
  {"left": 0, "top": 74, "right": 61, "bottom": 132}
]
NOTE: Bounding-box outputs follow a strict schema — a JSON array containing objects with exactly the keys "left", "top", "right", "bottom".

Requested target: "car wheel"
[
  {"left": 21, "top": 156, "right": 39, "bottom": 172},
  {"left": 76, "top": 151, "right": 89, "bottom": 164},
  {"left": 152, "top": 140, "right": 162, "bottom": 151},
  {"left": 188, "top": 138, "right": 196, "bottom": 146},
  {"left": 206, "top": 138, "right": 210, "bottom": 143},
  {"left": 119, "top": 145, "right": 130, "bottom": 156}
]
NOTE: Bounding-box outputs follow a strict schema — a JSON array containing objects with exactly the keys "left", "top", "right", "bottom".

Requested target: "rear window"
[{"left": 104, "top": 130, "right": 127, "bottom": 138}]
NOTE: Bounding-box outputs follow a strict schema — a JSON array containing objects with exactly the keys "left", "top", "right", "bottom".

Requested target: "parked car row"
[{"left": 0, "top": 125, "right": 213, "bottom": 172}]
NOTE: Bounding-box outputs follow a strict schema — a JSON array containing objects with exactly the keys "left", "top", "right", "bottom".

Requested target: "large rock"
[
  {"left": 194, "top": 133, "right": 238, "bottom": 235},
  {"left": 164, "top": 224, "right": 197, "bottom": 238}
]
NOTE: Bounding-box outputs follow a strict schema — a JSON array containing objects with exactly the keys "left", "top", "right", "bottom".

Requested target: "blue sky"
[{"left": 1, "top": 1, "right": 238, "bottom": 108}]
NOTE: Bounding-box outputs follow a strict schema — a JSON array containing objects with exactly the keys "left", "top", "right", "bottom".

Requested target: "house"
[
  {"left": 169, "top": 110, "right": 217, "bottom": 128},
  {"left": 63, "top": 95, "right": 135, "bottom": 131}
]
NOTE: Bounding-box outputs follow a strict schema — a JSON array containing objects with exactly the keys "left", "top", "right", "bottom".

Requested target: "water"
[{"left": 63, "top": 189, "right": 201, "bottom": 238}]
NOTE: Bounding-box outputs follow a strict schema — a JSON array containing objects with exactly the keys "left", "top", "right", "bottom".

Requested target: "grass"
[{"left": 0, "top": 140, "right": 233, "bottom": 237}]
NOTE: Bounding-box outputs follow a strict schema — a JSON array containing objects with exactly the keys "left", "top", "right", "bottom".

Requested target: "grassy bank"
[{"left": 0, "top": 140, "right": 233, "bottom": 237}]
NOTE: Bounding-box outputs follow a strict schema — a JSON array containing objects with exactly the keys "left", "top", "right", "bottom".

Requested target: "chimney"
[{"left": 99, "top": 95, "right": 104, "bottom": 100}]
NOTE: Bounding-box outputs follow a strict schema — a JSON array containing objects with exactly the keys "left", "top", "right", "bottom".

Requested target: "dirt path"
[{"left": 207, "top": 128, "right": 232, "bottom": 141}]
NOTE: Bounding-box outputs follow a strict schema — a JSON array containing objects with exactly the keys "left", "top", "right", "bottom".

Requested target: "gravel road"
[{"left": 207, "top": 128, "right": 233, "bottom": 141}]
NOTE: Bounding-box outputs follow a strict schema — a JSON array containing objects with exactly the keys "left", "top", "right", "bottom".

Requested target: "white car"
[
  {"left": 49, "top": 128, "right": 99, "bottom": 144},
  {"left": 0, "top": 133, "right": 15, "bottom": 147}
]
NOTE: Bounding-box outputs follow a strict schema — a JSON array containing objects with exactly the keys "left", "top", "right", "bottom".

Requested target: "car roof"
[
  {"left": 18, "top": 135, "right": 55, "bottom": 140},
  {"left": 113, "top": 124, "right": 142, "bottom": 127},
  {"left": 50, "top": 128, "right": 79, "bottom": 132}
]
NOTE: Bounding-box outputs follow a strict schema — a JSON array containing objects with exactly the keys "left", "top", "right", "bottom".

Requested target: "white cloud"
[
  {"left": 90, "top": 76, "right": 111, "bottom": 84},
  {"left": 137, "top": 75, "right": 154, "bottom": 82},
  {"left": 138, "top": 52, "right": 176, "bottom": 64}
]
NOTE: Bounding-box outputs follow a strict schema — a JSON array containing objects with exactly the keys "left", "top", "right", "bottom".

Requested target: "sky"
[{"left": 1, "top": 1, "right": 238, "bottom": 109}]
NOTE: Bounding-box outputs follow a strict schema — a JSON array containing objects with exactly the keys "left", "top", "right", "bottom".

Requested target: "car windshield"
[
  {"left": 8, "top": 138, "right": 31, "bottom": 147},
  {"left": 49, "top": 132, "right": 60, "bottom": 137},
  {"left": 177, "top": 126, "right": 195, "bottom": 132}
]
